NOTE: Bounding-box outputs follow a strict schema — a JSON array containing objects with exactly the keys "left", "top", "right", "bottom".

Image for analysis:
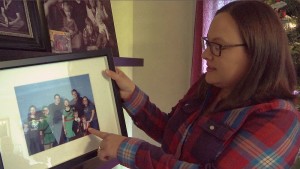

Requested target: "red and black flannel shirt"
[{"left": 117, "top": 80, "right": 300, "bottom": 169}]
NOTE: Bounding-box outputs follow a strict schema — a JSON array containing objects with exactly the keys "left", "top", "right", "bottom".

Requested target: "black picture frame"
[
  {"left": 0, "top": 49, "right": 127, "bottom": 169},
  {"left": 0, "top": 0, "right": 50, "bottom": 51}
]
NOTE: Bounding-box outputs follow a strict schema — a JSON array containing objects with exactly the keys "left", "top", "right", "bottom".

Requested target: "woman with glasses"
[{"left": 89, "top": 1, "right": 300, "bottom": 168}]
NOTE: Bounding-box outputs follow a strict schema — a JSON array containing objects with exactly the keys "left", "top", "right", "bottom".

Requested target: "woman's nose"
[{"left": 202, "top": 48, "right": 213, "bottom": 60}]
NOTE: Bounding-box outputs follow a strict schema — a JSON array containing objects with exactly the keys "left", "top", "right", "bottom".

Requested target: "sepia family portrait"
[{"left": 44, "top": 0, "right": 117, "bottom": 53}]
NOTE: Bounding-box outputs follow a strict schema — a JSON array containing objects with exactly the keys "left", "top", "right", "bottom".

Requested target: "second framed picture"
[
  {"left": 43, "top": 0, "right": 119, "bottom": 57},
  {"left": 0, "top": 49, "right": 127, "bottom": 169}
]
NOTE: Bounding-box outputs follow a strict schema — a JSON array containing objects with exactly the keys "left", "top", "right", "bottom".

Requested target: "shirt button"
[{"left": 209, "top": 125, "right": 215, "bottom": 130}]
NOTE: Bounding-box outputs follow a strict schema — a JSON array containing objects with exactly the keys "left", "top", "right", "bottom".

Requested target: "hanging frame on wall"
[
  {"left": 43, "top": 0, "right": 120, "bottom": 57},
  {"left": 0, "top": 0, "right": 50, "bottom": 51}
]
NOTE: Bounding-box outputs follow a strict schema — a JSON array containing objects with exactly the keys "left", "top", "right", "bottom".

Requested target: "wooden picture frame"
[
  {"left": 0, "top": 49, "right": 127, "bottom": 169},
  {"left": 0, "top": 0, "right": 50, "bottom": 51}
]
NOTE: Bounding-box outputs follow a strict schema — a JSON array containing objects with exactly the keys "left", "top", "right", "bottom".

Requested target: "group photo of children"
[
  {"left": 44, "top": 0, "right": 117, "bottom": 52},
  {"left": 15, "top": 74, "right": 100, "bottom": 155}
]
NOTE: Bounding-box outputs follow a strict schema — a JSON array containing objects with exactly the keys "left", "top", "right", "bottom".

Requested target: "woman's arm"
[
  {"left": 216, "top": 107, "right": 300, "bottom": 168},
  {"left": 117, "top": 103, "right": 300, "bottom": 169},
  {"left": 123, "top": 86, "right": 170, "bottom": 143},
  {"left": 90, "top": 109, "right": 95, "bottom": 122},
  {"left": 117, "top": 138, "right": 201, "bottom": 169}
]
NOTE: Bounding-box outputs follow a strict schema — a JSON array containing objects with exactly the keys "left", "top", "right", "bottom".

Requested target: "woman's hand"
[
  {"left": 88, "top": 128, "right": 127, "bottom": 161},
  {"left": 104, "top": 68, "right": 135, "bottom": 100}
]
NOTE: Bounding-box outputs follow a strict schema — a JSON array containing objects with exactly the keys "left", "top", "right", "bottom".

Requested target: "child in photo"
[
  {"left": 72, "top": 110, "right": 84, "bottom": 139},
  {"left": 62, "top": 99, "right": 75, "bottom": 142},
  {"left": 81, "top": 115, "right": 89, "bottom": 136}
]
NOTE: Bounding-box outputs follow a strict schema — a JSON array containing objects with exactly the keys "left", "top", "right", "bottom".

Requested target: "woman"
[
  {"left": 61, "top": 2, "right": 82, "bottom": 50},
  {"left": 89, "top": 1, "right": 300, "bottom": 168},
  {"left": 82, "top": 96, "right": 99, "bottom": 130},
  {"left": 82, "top": 17, "right": 99, "bottom": 50},
  {"left": 43, "top": 0, "right": 64, "bottom": 30},
  {"left": 95, "top": 0, "right": 108, "bottom": 24},
  {"left": 70, "top": 89, "right": 84, "bottom": 117},
  {"left": 86, "top": 0, "right": 97, "bottom": 28}
]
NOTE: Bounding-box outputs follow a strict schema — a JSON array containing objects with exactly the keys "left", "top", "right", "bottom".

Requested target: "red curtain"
[
  {"left": 190, "top": 0, "right": 204, "bottom": 86},
  {"left": 190, "top": 0, "right": 233, "bottom": 86}
]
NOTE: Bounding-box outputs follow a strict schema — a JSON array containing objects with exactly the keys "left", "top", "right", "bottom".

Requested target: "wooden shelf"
[{"left": 113, "top": 57, "right": 144, "bottom": 67}]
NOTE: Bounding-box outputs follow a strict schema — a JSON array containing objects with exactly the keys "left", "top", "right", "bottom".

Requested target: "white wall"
[
  {"left": 111, "top": 1, "right": 196, "bottom": 168},
  {"left": 131, "top": 1, "right": 196, "bottom": 145},
  {"left": 111, "top": 1, "right": 134, "bottom": 137}
]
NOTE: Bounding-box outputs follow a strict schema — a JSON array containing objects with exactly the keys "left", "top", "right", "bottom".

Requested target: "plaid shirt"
[{"left": 117, "top": 80, "right": 300, "bottom": 169}]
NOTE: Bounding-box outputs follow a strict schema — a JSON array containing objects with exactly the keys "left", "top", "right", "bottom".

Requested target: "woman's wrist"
[
  {"left": 117, "top": 138, "right": 143, "bottom": 168},
  {"left": 123, "top": 85, "right": 136, "bottom": 101}
]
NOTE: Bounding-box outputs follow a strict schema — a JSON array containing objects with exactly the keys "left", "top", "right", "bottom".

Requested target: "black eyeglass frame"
[{"left": 202, "top": 37, "right": 246, "bottom": 56}]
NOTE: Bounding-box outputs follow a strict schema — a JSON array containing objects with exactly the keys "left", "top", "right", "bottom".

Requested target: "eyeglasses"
[{"left": 202, "top": 37, "right": 246, "bottom": 57}]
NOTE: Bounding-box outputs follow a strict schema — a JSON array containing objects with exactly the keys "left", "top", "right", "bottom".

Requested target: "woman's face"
[
  {"left": 72, "top": 91, "right": 78, "bottom": 99},
  {"left": 202, "top": 12, "right": 250, "bottom": 91},
  {"left": 83, "top": 98, "right": 88, "bottom": 106}
]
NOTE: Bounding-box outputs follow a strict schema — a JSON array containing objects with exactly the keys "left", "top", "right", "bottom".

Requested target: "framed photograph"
[
  {"left": 0, "top": 49, "right": 127, "bottom": 169},
  {"left": 0, "top": 0, "right": 50, "bottom": 51},
  {"left": 43, "top": 0, "right": 119, "bottom": 57}
]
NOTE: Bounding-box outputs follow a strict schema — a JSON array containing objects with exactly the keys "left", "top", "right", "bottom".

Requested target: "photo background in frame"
[
  {"left": 0, "top": 51, "right": 126, "bottom": 169},
  {"left": 15, "top": 74, "right": 100, "bottom": 156}
]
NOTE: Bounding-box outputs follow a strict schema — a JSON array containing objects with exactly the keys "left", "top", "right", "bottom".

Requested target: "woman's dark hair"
[
  {"left": 82, "top": 96, "right": 90, "bottom": 106},
  {"left": 28, "top": 105, "right": 38, "bottom": 121},
  {"left": 199, "top": 1, "right": 297, "bottom": 112},
  {"left": 72, "top": 89, "right": 80, "bottom": 97}
]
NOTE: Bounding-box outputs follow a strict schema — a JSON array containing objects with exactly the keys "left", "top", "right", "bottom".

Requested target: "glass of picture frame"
[{"left": 0, "top": 49, "right": 127, "bottom": 169}]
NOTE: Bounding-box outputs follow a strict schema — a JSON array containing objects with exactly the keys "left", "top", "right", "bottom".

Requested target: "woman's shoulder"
[
  {"left": 244, "top": 99, "right": 300, "bottom": 126},
  {"left": 219, "top": 99, "right": 299, "bottom": 129},
  {"left": 254, "top": 99, "right": 298, "bottom": 113}
]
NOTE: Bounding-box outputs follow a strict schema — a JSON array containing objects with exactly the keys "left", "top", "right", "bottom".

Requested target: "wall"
[
  {"left": 111, "top": 1, "right": 134, "bottom": 137},
  {"left": 132, "top": 1, "right": 196, "bottom": 145},
  {"left": 112, "top": 0, "right": 196, "bottom": 150}
]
